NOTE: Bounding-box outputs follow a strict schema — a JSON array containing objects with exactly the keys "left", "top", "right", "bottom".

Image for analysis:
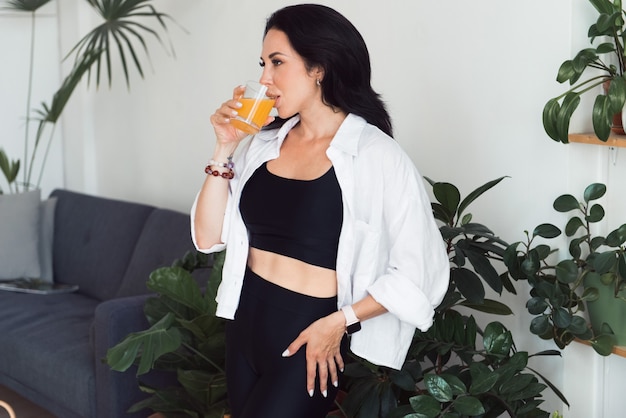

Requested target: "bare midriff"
[{"left": 247, "top": 247, "right": 338, "bottom": 298}]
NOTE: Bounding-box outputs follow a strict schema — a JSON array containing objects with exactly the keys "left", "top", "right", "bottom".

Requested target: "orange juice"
[{"left": 230, "top": 97, "right": 275, "bottom": 134}]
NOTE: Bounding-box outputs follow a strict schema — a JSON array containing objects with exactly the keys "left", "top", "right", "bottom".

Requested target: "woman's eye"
[
  {"left": 259, "top": 60, "right": 265, "bottom": 67},
  {"left": 271, "top": 59, "right": 282, "bottom": 66}
]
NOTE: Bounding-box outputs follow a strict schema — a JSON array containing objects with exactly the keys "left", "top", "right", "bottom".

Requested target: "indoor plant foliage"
[
  {"left": 0, "top": 0, "right": 175, "bottom": 193},
  {"left": 106, "top": 250, "right": 229, "bottom": 418},
  {"left": 505, "top": 183, "right": 625, "bottom": 356},
  {"left": 339, "top": 178, "right": 566, "bottom": 418},
  {"left": 543, "top": 0, "right": 626, "bottom": 143}
]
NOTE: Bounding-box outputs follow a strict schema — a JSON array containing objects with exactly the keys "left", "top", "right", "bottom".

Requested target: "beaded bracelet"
[
  {"left": 208, "top": 157, "right": 234, "bottom": 169},
  {"left": 205, "top": 165, "right": 235, "bottom": 179}
]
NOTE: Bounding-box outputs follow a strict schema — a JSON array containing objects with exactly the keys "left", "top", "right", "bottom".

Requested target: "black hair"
[{"left": 264, "top": 4, "right": 393, "bottom": 137}]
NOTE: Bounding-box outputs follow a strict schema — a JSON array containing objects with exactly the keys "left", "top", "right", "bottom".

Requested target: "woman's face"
[{"left": 259, "top": 29, "right": 322, "bottom": 119}]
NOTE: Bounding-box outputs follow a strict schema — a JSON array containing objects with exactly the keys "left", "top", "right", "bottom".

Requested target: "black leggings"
[{"left": 225, "top": 267, "right": 348, "bottom": 418}]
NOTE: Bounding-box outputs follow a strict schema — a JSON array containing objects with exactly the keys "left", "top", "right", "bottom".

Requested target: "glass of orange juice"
[{"left": 230, "top": 81, "right": 275, "bottom": 135}]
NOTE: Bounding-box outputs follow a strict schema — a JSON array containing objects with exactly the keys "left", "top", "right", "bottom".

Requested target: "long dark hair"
[{"left": 264, "top": 4, "right": 393, "bottom": 137}]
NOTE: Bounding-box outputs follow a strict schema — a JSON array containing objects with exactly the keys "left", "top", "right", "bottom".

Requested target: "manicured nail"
[
  {"left": 235, "top": 102, "right": 242, "bottom": 108},
  {"left": 322, "top": 390, "right": 327, "bottom": 398},
  {"left": 308, "top": 389, "right": 314, "bottom": 397},
  {"left": 281, "top": 349, "right": 290, "bottom": 357},
  {"left": 231, "top": 110, "right": 238, "bottom": 116},
  {"left": 333, "top": 380, "right": 338, "bottom": 387}
]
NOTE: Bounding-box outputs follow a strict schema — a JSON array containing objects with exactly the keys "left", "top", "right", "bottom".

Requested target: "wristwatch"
[{"left": 341, "top": 305, "right": 361, "bottom": 334}]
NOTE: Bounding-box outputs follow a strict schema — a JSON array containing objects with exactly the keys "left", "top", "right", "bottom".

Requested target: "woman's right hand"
[{"left": 210, "top": 85, "right": 250, "bottom": 149}]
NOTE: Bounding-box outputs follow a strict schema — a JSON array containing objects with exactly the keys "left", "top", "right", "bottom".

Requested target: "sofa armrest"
[{"left": 93, "top": 294, "right": 152, "bottom": 418}]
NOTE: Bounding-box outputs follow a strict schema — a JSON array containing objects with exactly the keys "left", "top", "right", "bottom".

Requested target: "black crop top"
[{"left": 240, "top": 162, "right": 343, "bottom": 270}]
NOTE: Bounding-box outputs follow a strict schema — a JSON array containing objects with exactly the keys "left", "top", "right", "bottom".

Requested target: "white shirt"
[{"left": 191, "top": 114, "right": 449, "bottom": 369}]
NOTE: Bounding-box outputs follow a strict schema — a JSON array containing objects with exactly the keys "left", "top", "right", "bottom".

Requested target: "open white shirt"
[{"left": 191, "top": 114, "right": 449, "bottom": 369}]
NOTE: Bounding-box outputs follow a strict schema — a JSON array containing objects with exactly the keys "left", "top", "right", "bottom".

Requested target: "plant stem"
[
  {"left": 35, "top": 122, "right": 56, "bottom": 189},
  {"left": 23, "top": 11, "right": 37, "bottom": 192}
]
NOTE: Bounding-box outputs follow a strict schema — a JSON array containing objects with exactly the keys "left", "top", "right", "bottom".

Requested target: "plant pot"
[{"left": 585, "top": 274, "right": 626, "bottom": 346}]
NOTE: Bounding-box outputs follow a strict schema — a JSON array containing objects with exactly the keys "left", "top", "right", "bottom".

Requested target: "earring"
[{"left": 316, "top": 79, "right": 321, "bottom": 87}]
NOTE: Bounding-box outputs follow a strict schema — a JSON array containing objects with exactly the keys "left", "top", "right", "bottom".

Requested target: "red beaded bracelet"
[{"left": 205, "top": 165, "right": 235, "bottom": 179}]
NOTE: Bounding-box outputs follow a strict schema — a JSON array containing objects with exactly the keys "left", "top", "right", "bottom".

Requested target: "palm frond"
[
  {"left": 2, "top": 0, "right": 51, "bottom": 12},
  {"left": 67, "top": 0, "right": 175, "bottom": 89}
]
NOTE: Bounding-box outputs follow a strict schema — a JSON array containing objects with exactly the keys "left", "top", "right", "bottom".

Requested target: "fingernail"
[
  {"left": 281, "top": 349, "right": 290, "bottom": 357},
  {"left": 333, "top": 380, "right": 338, "bottom": 387},
  {"left": 322, "top": 390, "right": 327, "bottom": 398},
  {"left": 235, "top": 102, "right": 243, "bottom": 108},
  {"left": 308, "top": 389, "right": 314, "bottom": 397},
  {"left": 231, "top": 110, "right": 238, "bottom": 116}
]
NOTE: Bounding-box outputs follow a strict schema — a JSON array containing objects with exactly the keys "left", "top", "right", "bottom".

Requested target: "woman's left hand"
[{"left": 282, "top": 310, "right": 346, "bottom": 397}]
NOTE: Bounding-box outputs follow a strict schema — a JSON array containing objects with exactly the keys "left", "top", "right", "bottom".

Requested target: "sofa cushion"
[
  {"left": 38, "top": 197, "right": 57, "bottom": 282},
  {"left": 50, "top": 190, "right": 154, "bottom": 301},
  {"left": 0, "top": 190, "right": 41, "bottom": 280},
  {"left": 116, "top": 208, "right": 196, "bottom": 298},
  {"left": 0, "top": 291, "right": 99, "bottom": 418}
]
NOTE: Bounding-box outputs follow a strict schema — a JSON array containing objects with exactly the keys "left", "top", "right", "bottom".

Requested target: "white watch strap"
[{"left": 341, "top": 305, "right": 359, "bottom": 326}]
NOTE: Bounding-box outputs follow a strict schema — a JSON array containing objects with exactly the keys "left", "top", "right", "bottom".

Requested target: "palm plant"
[{"left": 0, "top": 0, "right": 176, "bottom": 193}]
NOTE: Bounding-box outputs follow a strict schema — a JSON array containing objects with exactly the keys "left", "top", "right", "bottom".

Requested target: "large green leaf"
[
  {"left": 456, "top": 176, "right": 508, "bottom": 219},
  {"left": 424, "top": 374, "right": 453, "bottom": 402},
  {"left": 533, "top": 223, "right": 561, "bottom": 239},
  {"left": 543, "top": 98, "right": 562, "bottom": 142},
  {"left": 606, "top": 224, "right": 626, "bottom": 247},
  {"left": 553, "top": 194, "right": 579, "bottom": 212},
  {"left": 452, "top": 396, "right": 485, "bottom": 416},
  {"left": 432, "top": 182, "right": 460, "bottom": 221},
  {"left": 148, "top": 266, "right": 209, "bottom": 314},
  {"left": 557, "top": 92, "right": 581, "bottom": 142},
  {"left": 451, "top": 268, "right": 485, "bottom": 304},
  {"left": 584, "top": 183, "right": 607, "bottom": 202},
  {"left": 106, "top": 312, "right": 182, "bottom": 374},
  {"left": 592, "top": 93, "right": 612, "bottom": 141},
  {"left": 408, "top": 395, "right": 440, "bottom": 418}
]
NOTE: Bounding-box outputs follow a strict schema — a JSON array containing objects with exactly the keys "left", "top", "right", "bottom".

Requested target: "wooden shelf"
[
  {"left": 575, "top": 339, "right": 626, "bottom": 357},
  {"left": 569, "top": 132, "right": 626, "bottom": 147}
]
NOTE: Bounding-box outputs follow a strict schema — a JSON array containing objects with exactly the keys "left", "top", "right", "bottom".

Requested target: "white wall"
[{"left": 6, "top": 0, "right": 626, "bottom": 416}]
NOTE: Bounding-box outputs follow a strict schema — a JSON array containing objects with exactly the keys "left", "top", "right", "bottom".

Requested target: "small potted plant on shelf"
[
  {"left": 505, "top": 183, "right": 626, "bottom": 356},
  {"left": 543, "top": 0, "right": 626, "bottom": 143},
  {"left": 339, "top": 177, "right": 567, "bottom": 418}
]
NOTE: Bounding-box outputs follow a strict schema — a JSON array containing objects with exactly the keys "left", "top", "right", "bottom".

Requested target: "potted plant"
[
  {"left": 543, "top": 0, "right": 626, "bottom": 143},
  {"left": 0, "top": 0, "right": 175, "bottom": 193},
  {"left": 106, "top": 250, "right": 230, "bottom": 418},
  {"left": 338, "top": 177, "right": 567, "bottom": 418},
  {"left": 505, "top": 183, "right": 626, "bottom": 356}
]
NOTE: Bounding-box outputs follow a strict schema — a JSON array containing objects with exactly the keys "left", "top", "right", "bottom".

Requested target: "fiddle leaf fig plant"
[
  {"left": 505, "top": 183, "right": 626, "bottom": 356},
  {"left": 543, "top": 0, "right": 626, "bottom": 143}
]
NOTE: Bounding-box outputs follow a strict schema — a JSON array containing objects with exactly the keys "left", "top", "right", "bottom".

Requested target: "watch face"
[{"left": 347, "top": 322, "right": 361, "bottom": 334}]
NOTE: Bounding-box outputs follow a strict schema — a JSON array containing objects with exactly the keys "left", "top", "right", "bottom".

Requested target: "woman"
[{"left": 191, "top": 4, "right": 449, "bottom": 417}]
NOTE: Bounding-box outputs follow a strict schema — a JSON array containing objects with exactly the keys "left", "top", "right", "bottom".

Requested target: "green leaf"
[
  {"left": 586, "top": 204, "right": 605, "bottom": 223},
  {"left": 408, "top": 395, "right": 440, "bottom": 418},
  {"left": 555, "top": 259, "right": 579, "bottom": 284},
  {"left": 533, "top": 223, "right": 561, "bottom": 239},
  {"left": 553, "top": 194, "right": 580, "bottom": 212},
  {"left": 591, "top": 333, "right": 616, "bottom": 356},
  {"left": 147, "top": 266, "right": 209, "bottom": 314},
  {"left": 592, "top": 94, "right": 612, "bottom": 141},
  {"left": 557, "top": 92, "right": 581, "bottom": 141},
  {"left": 584, "top": 183, "right": 607, "bottom": 202},
  {"left": 469, "top": 370, "right": 498, "bottom": 395},
  {"left": 461, "top": 299, "right": 513, "bottom": 316},
  {"left": 530, "top": 315, "right": 550, "bottom": 335},
  {"left": 607, "top": 76, "right": 626, "bottom": 114},
  {"left": 483, "top": 322, "right": 512, "bottom": 355},
  {"left": 565, "top": 216, "right": 585, "bottom": 237},
  {"left": 432, "top": 182, "right": 460, "bottom": 220},
  {"left": 424, "top": 374, "right": 453, "bottom": 402},
  {"left": 553, "top": 307, "right": 572, "bottom": 329},
  {"left": 593, "top": 251, "right": 617, "bottom": 274},
  {"left": 526, "top": 297, "right": 549, "bottom": 315},
  {"left": 451, "top": 268, "right": 485, "bottom": 304},
  {"left": 606, "top": 224, "right": 626, "bottom": 247},
  {"left": 106, "top": 312, "right": 181, "bottom": 375},
  {"left": 3, "top": 0, "right": 51, "bottom": 11},
  {"left": 451, "top": 396, "right": 485, "bottom": 416},
  {"left": 456, "top": 176, "right": 508, "bottom": 219},
  {"left": 543, "top": 98, "right": 563, "bottom": 142},
  {"left": 499, "top": 373, "right": 534, "bottom": 395}
]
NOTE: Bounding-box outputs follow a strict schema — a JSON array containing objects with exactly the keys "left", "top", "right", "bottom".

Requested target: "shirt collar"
[{"left": 254, "top": 113, "right": 366, "bottom": 157}]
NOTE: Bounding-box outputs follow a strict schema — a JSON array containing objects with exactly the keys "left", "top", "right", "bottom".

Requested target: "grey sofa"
[{"left": 0, "top": 189, "right": 206, "bottom": 418}]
